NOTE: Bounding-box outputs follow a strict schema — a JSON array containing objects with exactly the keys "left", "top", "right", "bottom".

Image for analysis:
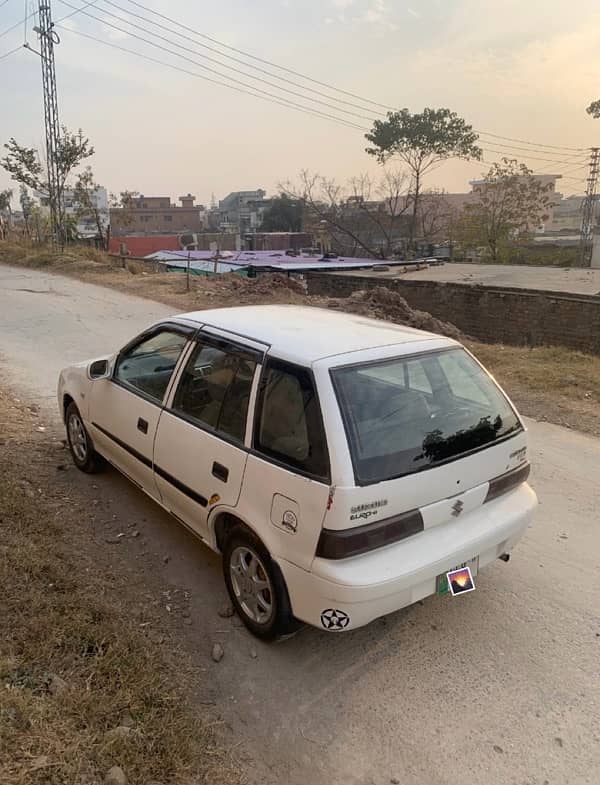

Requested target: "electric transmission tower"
[
  {"left": 579, "top": 147, "right": 600, "bottom": 266},
  {"left": 37, "top": 1, "right": 63, "bottom": 244}
]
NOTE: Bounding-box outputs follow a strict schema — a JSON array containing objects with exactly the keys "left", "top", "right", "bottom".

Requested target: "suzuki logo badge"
[{"left": 451, "top": 499, "right": 464, "bottom": 517}]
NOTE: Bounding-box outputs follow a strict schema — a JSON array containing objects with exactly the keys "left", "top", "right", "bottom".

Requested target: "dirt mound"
[
  {"left": 329, "top": 287, "right": 464, "bottom": 340},
  {"left": 190, "top": 272, "right": 306, "bottom": 303}
]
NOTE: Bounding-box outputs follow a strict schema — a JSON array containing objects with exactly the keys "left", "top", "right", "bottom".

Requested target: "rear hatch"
[{"left": 319, "top": 346, "right": 529, "bottom": 556}]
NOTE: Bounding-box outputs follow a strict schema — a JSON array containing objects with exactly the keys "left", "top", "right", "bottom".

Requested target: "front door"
[
  {"left": 89, "top": 325, "right": 192, "bottom": 497},
  {"left": 153, "top": 334, "right": 261, "bottom": 538}
]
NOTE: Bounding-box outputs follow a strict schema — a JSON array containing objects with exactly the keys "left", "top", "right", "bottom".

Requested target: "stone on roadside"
[
  {"left": 105, "top": 726, "right": 133, "bottom": 742},
  {"left": 46, "top": 673, "right": 68, "bottom": 695},
  {"left": 217, "top": 604, "right": 235, "bottom": 618},
  {"left": 120, "top": 710, "right": 135, "bottom": 728},
  {"left": 105, "top": 766, "right": 127, "bottom": 785},
  {"left": 211, "top": 643, "right": 224, "bottom": 663}
]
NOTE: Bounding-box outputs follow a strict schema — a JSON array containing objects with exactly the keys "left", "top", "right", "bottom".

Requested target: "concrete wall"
[{"left": 307, "top": 272, "right": 600, "bottom": 355}]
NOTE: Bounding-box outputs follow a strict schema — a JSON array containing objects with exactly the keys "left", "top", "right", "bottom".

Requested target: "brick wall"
[{"left": 306, "top": 272, "right": 600, "bottom": 355}]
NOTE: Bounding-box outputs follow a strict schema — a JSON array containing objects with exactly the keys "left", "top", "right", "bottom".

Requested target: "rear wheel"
[
  {"left": 65, "top": 402, "right": 104, "bottom": 474},
  {"left": 222, "top": 526, "right": 300, "bottom": 640}
]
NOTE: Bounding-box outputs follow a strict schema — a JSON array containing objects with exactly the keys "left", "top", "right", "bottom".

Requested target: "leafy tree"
[
  {"left": 73, "top": 166, "right": 108, "bottom": 249},
  {"left": 586, "top": 100, "right": 600, "bottom": 119},
  {"left": 365, "top": 107, "right": 482, "bottom": 247},
  {"left": 283, "top": 169, "right": 411, "bottom": 258},
  {"left": 1, "top": 127, "right": 94, "bottom": 242},
  {"left": 455, "top": 158, "right": 552, "bottom": 262},
  {"left": 19, "top": 185, "right": 34, "bottom": 237},
  {"left": 108, "top": 190, "right": 139, "bottom": 233},
  {"left": 260, "top": 193, "right": 303, "bottom": 232},
  {"left": 0, "top": 188, "right": 13, "bottom": 237}
]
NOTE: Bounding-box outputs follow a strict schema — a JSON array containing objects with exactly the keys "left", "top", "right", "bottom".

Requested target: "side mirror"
[{"left": 89, "top": 359, "right": 111, "bottom": 380}]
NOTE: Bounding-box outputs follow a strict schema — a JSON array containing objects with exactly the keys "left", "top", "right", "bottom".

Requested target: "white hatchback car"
[{"left": 58, "top": 305, "right": 537, "bottom": 639}]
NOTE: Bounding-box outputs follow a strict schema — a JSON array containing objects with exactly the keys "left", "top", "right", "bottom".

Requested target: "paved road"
[{"left": 1, "top": 264, "right": 599, "bottom": 785}]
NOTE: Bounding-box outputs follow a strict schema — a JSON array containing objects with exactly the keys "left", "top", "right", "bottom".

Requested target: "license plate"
[{"left": 437, "top": 556, "right": 479, "bottom": 596}]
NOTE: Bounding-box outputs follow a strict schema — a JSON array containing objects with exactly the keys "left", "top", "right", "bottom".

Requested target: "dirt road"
[{"left": 1, "top": 264, "right": 599, "bottom": 785}]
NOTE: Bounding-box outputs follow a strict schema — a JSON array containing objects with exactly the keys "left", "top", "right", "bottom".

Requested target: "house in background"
[
  {"left": 210, "top": 189, "right": 267, "bottom": 233},
  {"left": 110, "top": 193, "right": 207, "bottom": 235}
]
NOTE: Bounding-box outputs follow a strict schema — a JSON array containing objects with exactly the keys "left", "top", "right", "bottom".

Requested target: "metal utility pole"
[
  {"left": 579, "top": 147, "right": 600, "bottom": 266},
  {"left": 37, "top": 1, "right": 63, "bottom": 244}
]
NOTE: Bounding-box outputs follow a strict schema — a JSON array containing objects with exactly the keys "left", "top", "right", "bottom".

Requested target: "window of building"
[{"left": 163, "top": 215, "right": 173, "bottom": 222}]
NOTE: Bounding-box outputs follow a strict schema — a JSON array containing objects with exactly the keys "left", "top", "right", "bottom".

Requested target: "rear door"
[
  {"left": 241, "top": 357, "right": 331, "bottom": 571},
  {"left": 88, "top": 324, "right": 193, "bottom": 497},
  {"left": 153, "top": 333, "right": 262, "bottom": 539}
]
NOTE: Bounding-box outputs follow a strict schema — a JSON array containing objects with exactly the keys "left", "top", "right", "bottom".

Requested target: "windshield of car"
[{"left": 331, "top": 348, "right": 522, "bottom": 485}]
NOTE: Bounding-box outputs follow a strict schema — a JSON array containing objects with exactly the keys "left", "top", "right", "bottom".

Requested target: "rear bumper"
[{"left": 278, "top": 483, "right": 537, "bottom": 631}]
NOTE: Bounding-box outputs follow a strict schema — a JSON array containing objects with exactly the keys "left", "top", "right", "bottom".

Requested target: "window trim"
[
  {"left": 165, "top": 333, "right": 262, "bottom": 447},
  {"left": 112, "top": 322, "right": 196, "bottom": 406},
  {"left": 252, "top": 356, "right": 331, "bottom": 484},
  {"left": 330, "top": 346, "right": 523, "bottom": 487}
]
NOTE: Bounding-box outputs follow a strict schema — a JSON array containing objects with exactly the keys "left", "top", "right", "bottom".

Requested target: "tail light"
[
  {"left": 485, "top": 463, "right": 530, "bottom": 503},
  {"left": 316, "top": 509, "right": 424, "bottom": 560}
]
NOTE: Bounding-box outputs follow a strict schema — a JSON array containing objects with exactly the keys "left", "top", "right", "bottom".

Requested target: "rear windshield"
[{"left": 331, "top": 348, "right": 522, "bottom": 485}]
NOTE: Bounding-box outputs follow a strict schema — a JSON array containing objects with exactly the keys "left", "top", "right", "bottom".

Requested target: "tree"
[
  {"left": 0, "top": 188, "right": 13, "bottom": 238},
  {"left": 1, "top": 127, "right": 94, "bottom": 241},
  {"left": 260, "top": 193, "right": 303, "bottom": 232},
  {"left": 365, "top": 107, "right": 482, "bottom": 248},
  {"left": 586, "top": 100, "right": 600, "bottom": 119},
  {"left": 283, "top": 169, "right": 411, "bottom": 258},
  {"left": 73, "top": 166, "right": 109, "bottom": 249},
  {"left": 109, "top": 190, "right": 139, "bottom": 234},
  {"left": 455, "top": 158, "right": 552, "bottom": 262}
]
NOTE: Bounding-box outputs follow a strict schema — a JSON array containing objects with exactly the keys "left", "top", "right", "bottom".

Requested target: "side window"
[
  {"left": 172, "top": 339, "right": 257, "bottom": 444},
  {"left": 407, "top": 359, "right": 433, "bottom": 394},
  {"left": 115, "top": 329, "right": 189, "bottom": 403},
  {"left": 254, "top": 359, "right": 329, "bottom": 480},
  {"left": 436, "top": 351, "right": 491, "bottom": 406}
]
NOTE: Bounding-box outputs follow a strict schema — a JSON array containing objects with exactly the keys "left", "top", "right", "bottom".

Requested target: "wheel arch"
[
  {"left": 62, "top": 393, "right": 75, "bottom": 423},
  {"left": 210, "top": 509, "right": 265, "bottom": 554}
]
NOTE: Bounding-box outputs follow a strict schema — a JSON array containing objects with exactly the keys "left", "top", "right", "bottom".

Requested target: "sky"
[{"left": 1, "top": 0, "right": 599, "bottom": 207}]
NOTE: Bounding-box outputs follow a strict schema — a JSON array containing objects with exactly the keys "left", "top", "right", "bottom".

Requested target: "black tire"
[
  {"left": 65, "top": 402, "right": 105, "bottom": 474},
  {"left": 222, "top": 525, "right": 300, "bottom": 641}
]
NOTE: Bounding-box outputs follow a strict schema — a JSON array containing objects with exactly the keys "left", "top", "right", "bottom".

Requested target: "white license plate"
[{"left": 437, "top": 556, "right": 479, "bottom": 596}]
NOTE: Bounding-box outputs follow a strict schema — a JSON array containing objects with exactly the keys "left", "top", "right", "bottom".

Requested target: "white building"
[{"left": 36, "top": 185, "right": 110, "bottom": 238}]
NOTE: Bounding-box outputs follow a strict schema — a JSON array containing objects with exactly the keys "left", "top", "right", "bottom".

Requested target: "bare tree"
[
  {"left": 417, "top": 190, "right": 462, "bottom": 247},
  {"left": 73, "top": 166, "right": 109, "bottom": 249},
  {"left": 455, "top": 158, "right": 551, "bottom": 262},
  {"left": 283, "top": 169, "right": 411, "bottom": 258}
]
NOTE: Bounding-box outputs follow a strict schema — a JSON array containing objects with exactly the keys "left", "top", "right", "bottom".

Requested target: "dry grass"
[
  {"left": 0, "top": 391, "right": 239, "bottom": 785},
  {"left": 468, "top": 342, "right": 600, "bottom": 435}
]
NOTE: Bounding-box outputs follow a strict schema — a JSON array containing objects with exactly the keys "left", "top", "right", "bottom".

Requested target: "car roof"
[{"left": 173, "top": 305, "right": 455, "bottom": 364}]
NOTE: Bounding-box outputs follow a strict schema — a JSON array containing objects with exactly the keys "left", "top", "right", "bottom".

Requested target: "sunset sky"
[{"left": 1, "top": 0, "right": 599, "bottom": 205}]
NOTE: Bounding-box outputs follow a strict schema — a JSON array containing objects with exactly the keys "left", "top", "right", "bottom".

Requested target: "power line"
[
  {"left": 476, "top": 130, "right": 585, "bottom": 153},
  {"left": 0, "top": 0, "right": 11, "bottom": 9},
  {"left": 61, "top": 0, "right": 593, "bottom": 162},
  {"left": 118, "top": 0, "right": 589, "bottom": 155},
  {"left": 56, "top": 25, "right": 370, "bottom": 133},
  {"left": 57, "top": 0, "right": 376, "bottom": 123},
  {"left": 122, "top": 0, "right": 392, "bottom": 112},
  {"left": 0, "top": 7, "right": 35, "bottom": 37},
  {"left": 99, "top": 0, "right": 382, "bottom": 118},
  {"left": 481, "top": 147, "right": 591, "bottom": 168},
  {"left": 0, "top": 41, "right": 22, "bottom": 58}
]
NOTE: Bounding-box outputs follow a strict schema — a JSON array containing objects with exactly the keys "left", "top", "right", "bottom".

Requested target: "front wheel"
[
  {"left": 65, "top": 402, "right": 104, "bottom": 474},
  {"left": 222, "top": 526, "right": 300, "bottom": 640}
]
